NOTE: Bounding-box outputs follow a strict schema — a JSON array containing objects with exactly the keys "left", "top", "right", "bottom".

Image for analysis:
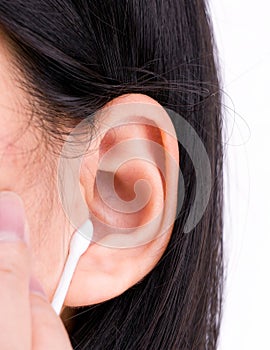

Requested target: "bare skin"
[{"left": 0, "top": 33, "right": 179, "bottom": 348}]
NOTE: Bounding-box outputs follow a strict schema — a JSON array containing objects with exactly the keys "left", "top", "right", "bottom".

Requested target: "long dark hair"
[{"left": 0, "top": 0, "right": 223, "bottom": 349}]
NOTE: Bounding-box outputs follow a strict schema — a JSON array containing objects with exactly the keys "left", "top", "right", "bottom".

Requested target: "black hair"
[{"left": 0, "top": 1, "right": 223, "bottom": 349}]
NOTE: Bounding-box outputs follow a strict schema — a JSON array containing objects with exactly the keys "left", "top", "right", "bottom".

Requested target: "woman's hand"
[{"left": 0, "top": 191, "right": 72, "bottom": 350}]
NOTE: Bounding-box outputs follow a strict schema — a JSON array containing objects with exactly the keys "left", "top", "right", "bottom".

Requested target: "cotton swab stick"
[{"left": 51, "top": 219, "right": 93, "bottom": 315}]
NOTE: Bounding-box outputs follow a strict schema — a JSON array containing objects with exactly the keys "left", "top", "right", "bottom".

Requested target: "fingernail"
[
  {"left": 29, "top": 276, "right": 47, "bottom": 299},
  {"left": 0, "top": 191, "right": 27, "bottom": 242}
]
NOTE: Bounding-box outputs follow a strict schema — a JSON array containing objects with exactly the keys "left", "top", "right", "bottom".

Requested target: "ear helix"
[{"left": 51, "top": 219, "right": 93, "bottom": 315}]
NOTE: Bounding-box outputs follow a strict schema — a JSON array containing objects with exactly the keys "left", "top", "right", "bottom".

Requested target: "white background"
[{"left": 209, "top": 1, "right": 270, "bottom": 349}]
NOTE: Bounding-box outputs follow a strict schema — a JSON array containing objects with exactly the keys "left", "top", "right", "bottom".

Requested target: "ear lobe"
[{"left": 64, "top": 94, "right": 179, "bottom": 306}]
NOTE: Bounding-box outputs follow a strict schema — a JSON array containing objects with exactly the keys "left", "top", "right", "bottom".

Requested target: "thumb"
[
  {"left": 0, "top": 191, "right": 31, "bottom": 350},
  {"left": 30, "top": 276, "right": 73, "bottom": 350}
]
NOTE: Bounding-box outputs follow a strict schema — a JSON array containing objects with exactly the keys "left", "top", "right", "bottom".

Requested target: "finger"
[
  {"left": 0, "top": 192, "right": 31, "bottom": 350},
  {"left": 30, "top": 280, "right": 72, "bottom": 350}
]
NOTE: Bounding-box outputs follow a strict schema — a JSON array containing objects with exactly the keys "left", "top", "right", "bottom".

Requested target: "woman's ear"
[{"left": 61, "top": 93, "right": 179, "bottom": 307}]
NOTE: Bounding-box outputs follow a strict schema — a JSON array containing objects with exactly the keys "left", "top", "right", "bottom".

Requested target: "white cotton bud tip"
[{"left": 77, "top": 219, "right": 93, "bottom": 241}]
